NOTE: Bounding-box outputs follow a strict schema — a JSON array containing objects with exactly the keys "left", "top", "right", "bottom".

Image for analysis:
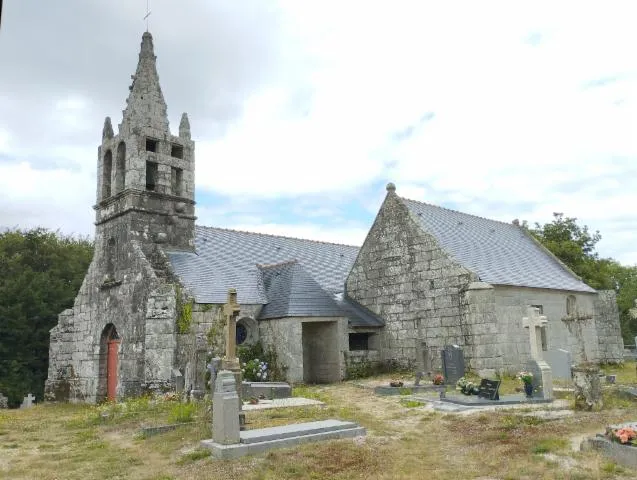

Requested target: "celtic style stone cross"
[
  {"left": 523, "top": 306, "right": 548, "bottom": 361},
  {"left": 222, "top": 288, "right": 241, "bottom": 370}
]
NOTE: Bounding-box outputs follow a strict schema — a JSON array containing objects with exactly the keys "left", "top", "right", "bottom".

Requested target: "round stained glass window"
[{"left": 236, "top": 323, "right": 247, "bottom": 345}]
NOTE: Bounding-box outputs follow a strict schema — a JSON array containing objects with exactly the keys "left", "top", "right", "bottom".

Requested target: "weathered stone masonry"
[
  {"left": 346, "top": 185, "right": 501, "bottom": 371},
  {"left": 46, "top": 32, "right": 195, "bottom": 402}
]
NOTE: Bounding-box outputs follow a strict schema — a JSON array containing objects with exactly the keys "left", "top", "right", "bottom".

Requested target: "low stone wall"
[{"left": 344, "top": 350, "right": 380, "bottom": 377}]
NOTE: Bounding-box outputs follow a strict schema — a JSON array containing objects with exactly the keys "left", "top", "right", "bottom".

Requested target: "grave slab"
[
  {"left": 201, "top": 420, "right": 366, "bottom": 459},
  {"left": 242, "top": 397, "right": 324, "bottom": 411},
  {"left": 439, "top": 393, "right": 552, "bottom": 406},
  {"left": 582, "top": 424, "right": 637, "bottom": 470}
]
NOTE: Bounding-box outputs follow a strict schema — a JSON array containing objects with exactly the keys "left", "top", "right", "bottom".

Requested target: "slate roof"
[
  {"left": 167, "top": 227, "right": 383, "bottom": 326},
  {"left": 258, "top": 261, "right": 346, "bottom": 320},
  {"left": 401, "top": 197, "right": 596, "bottom": 293},
  {"left": 168, "top": 226, "right": 349, "bottom": 293}
]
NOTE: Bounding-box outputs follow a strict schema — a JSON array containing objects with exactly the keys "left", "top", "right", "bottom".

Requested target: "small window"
[
  {"left": 531, "top": 305, "right": 543, "bottom": 314},
  {"left": 146, "top": 138, "right": 158, "bottom": 152},
  {"left": 146, "top": 161, "right": 158, "bottom": 191},
  {"left": 170, "top": 143, "right": 184, "bottom": 159},
  {"left": 349, "top": 333, "right": 369, "bottom": 351},
  {"left": 171, "top": 167, "right": 183, "bottom": 196},
  {"left": 566, "top": 295, "right": 577, "bottom": 316}
]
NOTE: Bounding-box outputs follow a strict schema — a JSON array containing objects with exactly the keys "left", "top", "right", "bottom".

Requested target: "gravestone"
[
  {"left": 414, "top": 341, "right": 431, "bottom": 385},
  {"left": 0, "top": 392, "right": 7, "bottom": 409},
  {"left": 544, "top": 349, "right": 572, "bottom": 380},
  {"left": 172, "top": 368, "right": 184, "bottom": 393},
  {"left": 523, "top": 307, "right": 553, "bottom": 400},
  {"left": 20, "top": 393, "right": 35, "bottom": 409},
  {"left": 477, "top": 378, "right": 501, "bottom": 400},
  {"left": 207, "top": 357, "right": 222, "bottom": 392},
  {"left": 212, "top": 370, "right": 241, "bottom": 445},
  {"left": 441, "top": 345, "right": 464, "bottom": 386}
]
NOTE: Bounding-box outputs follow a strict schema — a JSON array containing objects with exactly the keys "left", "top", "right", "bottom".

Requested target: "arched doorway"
[{"left": 98, "top": 324, "right": 120, "bottom": 401}]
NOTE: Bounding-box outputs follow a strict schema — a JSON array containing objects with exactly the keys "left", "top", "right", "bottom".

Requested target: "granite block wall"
[{"left": 345, "top": 188, "right": 479, "bottom": 370}]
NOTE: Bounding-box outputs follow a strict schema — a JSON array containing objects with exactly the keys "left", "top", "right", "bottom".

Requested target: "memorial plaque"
[
  {"left": 477, "top": 378, "right": 501, "bottom": 400},
  {"left": 441, "top": 345, "right": 465, "bottom": 385}
]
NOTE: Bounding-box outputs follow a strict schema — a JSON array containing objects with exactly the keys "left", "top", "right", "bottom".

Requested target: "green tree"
[
  {"left": 0, "top": 228, "right": 93, "bottom": 407},
  {"left": 525, "top": 213, "right": 637, "bottom": 343}
]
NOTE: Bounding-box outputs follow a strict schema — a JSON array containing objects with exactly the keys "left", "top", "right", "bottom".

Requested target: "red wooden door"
[{"left": 107, "top": 339, "right": 120, "bottom": 401}]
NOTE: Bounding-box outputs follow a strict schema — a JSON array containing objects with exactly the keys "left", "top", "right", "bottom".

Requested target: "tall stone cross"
[
  {"left": 222, "top": 288, "right": 241, "bottom": 371},
  {"left": 523, "top": 306, "right": 548, "bottom": 361}
]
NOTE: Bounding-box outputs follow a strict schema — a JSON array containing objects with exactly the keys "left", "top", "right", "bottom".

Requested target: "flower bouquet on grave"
[
  {"left": 432, "top": 374, "right": 444, "bottom": 385},
  {"left": 456, "top": 377, "right": 479, "bottom": 395},
  {"left": 517, "top": 371, "right": 533, "bottom": 384},
  {"left": 606, "top": 426, "right": 637, "bottom": 445}
]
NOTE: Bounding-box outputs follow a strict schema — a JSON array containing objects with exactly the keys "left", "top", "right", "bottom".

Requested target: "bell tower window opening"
[
  {"left": 145, "top": 138, "right": 158, "bottom": 153},
  {"left": 146, "top": 161, "right": 158, "bottom": 191},
  {"left": 171, "top": 167, "right": 183, "bottom": 196},
  {"left": 170, "top": 143, "right": 183, "bottom": 159},
  {"left": 115, "top": 141, "right": 126, "bottom": 193},
  {"left": 102, "top": 150, "right": 112, "bottom": 199}
]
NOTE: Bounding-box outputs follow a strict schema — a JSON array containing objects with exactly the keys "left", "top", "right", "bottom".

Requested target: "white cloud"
[{"left": 1, "top": 1, "right": 637, "bottom": 266}]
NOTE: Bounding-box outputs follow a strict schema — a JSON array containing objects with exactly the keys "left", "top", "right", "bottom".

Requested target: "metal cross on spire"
[{"left": 143, "top": 0, "right": 152, "bottom": 32}]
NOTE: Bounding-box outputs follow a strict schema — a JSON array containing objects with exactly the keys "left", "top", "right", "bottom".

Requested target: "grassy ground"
[{"left": 2, "top": 363, "right": 637, "bottom": 480}]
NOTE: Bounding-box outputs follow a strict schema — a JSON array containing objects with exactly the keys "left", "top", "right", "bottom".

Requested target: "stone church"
[{"left": 45, "top": 32, "right": 623, "bottom": 403}]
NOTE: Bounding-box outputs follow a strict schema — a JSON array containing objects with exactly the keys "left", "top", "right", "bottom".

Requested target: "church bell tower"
[{"left": 95, "top": 32, "right": 196, "bottom": 254}]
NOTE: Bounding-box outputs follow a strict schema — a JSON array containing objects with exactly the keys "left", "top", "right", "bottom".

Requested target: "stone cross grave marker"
[
  {"left": 523, "top": 306, "right": 553, "bottom": 399},
  {"left": 222, "top": 288, "right": 241, "bottom": 371},
  {"left": 441, "top": 345, "right": 464, "bottom": 386},
  {"left": 20, "top": 393, "right": 35, "bottom": 409},
  {"left": 522, "top": 307, "right": 547, "bottom": 361},
  {"left": 221, "top": 289, "right": 243, "bottom": 416}
]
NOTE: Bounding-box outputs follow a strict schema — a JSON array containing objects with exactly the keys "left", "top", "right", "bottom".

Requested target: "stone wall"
[
  {"left": 345, "top": 189, "right": 478, "bottom": 370},
  {"left": 494, "top": 286, "right": 600, "bottom": 372},
  {"left": 46, "top": 239, "right": 164, "bottom": 402},
  {"left": 593, "top": 290, "right": 624, "bottom": 363},
  {"left": 176, "top": 303, "right": 263, "bottom": 392}
]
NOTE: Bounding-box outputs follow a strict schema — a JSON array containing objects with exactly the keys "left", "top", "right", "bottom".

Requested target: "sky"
[{"left": 0, "top": 1, "right": 636, "bottom": 265}]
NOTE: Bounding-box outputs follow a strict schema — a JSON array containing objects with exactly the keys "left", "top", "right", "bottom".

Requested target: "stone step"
[{"left": 240, "top": 419, "right": 360, "bottom": 445}]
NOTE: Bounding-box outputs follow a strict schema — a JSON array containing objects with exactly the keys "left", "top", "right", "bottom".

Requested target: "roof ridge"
[
  {"left": 399, "top": 196, "right": 517, "bottom": 228},
  {"left": 195, "top": 225, "right": 359, "bottom": 248}
]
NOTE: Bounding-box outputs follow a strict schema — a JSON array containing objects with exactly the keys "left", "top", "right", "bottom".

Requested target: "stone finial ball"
[{"left": 386, "top": 182, "right": 396, "bottom": 192}]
